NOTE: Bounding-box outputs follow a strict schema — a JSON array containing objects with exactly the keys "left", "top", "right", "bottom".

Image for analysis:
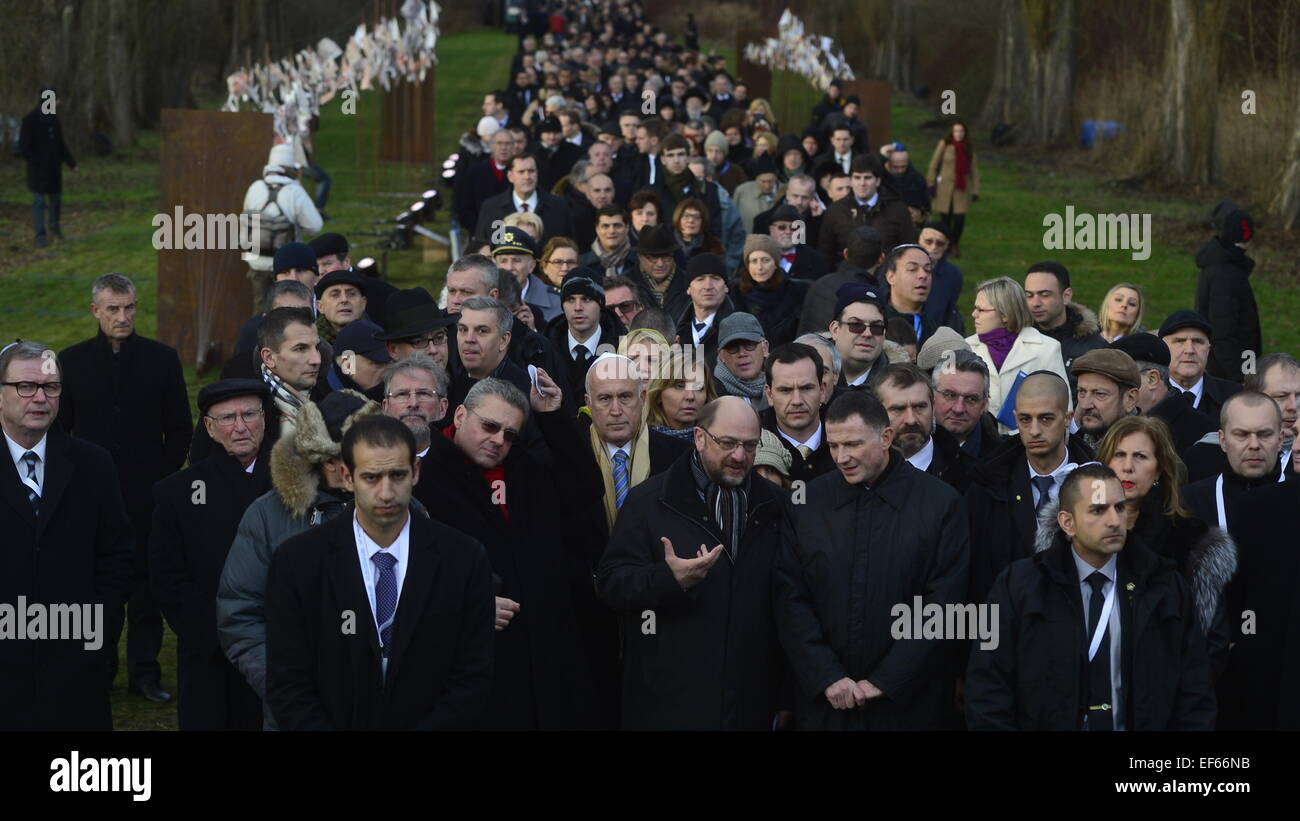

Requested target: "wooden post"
[
  {"left": 157, "top": 109, "right": 274, "bottom": 372},
  {"left": 843, "top": 79, "right": 892, "bottom": 147}
]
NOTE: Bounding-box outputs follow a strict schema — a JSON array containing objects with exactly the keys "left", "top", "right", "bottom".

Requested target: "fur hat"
[{"left": 269, "top": 389, "right": 379, "bottom": 518}]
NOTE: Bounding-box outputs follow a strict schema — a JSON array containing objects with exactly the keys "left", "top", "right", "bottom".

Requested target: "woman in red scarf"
[{"left": 926, "top": 120, "right": 981, "bottom": 257}]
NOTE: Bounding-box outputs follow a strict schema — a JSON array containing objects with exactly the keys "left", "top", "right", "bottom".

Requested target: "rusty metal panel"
[
  {"left": 736, "top": 25, "right": 774, "bottom": 102},
  {"left": 380, "top": 72, "right": 435, "bottom": 164},
  {"left": 843, "top": 79, "right": 891, "bottom": 147},
  {"left": 158, "top": 109, "right": 273, "bottom": 370}
]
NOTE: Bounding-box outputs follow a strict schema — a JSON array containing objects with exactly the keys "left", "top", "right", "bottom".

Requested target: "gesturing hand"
[
  {"left": 662, "top": 537, "right": 724, "bottom": 590},
  {"left": 529, "top": 367, "right": 563, "bottom": 413},
  {"left": 494, "top": 597, "right": 520, "bottom": 631},
  {"left": 825, "top": 677, "right": 865, "bottom": 710}
]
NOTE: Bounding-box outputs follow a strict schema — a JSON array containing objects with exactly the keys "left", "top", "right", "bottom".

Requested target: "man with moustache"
[
  {"left": 776, "top": 390, "right": 969, "bottom": 730},
  {"left": 381, "top": 354, "right": 449, "bottom": 457},
  {"left": 598, "top": 397, "right": 790, "bottom": 730},
  {"left": 965, "top": 463, "right": 1216, "bottom": 730},
  {"left": 1070, "top": 348, "right": 1142, "bottom": 451},
  {"left": 872, "top": 362, "right": 974, "bottom": 493},
  {"left": 761, "top": 343, "right": 836, "bottom": 482}
]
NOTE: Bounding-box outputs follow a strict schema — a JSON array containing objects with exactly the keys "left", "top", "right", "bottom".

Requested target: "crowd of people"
[{"left": 4, "top": 0, "right": 1297, "bottom": 732}]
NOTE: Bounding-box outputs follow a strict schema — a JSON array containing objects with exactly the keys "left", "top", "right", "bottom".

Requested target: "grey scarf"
[
  {"left": 591, "top": 235, "right": 632, "bottom": 277},
  {"left": 689, "top": 450, "right": 749, "bottom": 559},
  {"left": 713, "top": 359, "right": 766, "bottom": 403}
]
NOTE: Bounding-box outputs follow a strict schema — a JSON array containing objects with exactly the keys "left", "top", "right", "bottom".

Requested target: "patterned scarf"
[
  {"left": 591, "top": 235, "right": 632, "bottom": 278},
  {"left": 689, "top": 449, "right": 749, "bottom": 559},
  {"left": 713, "top": 359, "right": 766, "bottom": 403},
  {"left": 261, "top": 363, "right": 306, "bottom": 419}
]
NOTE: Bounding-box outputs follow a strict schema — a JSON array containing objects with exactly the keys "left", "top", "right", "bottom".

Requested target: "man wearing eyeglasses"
[
  {"left": 381, "top": 354, "right": 450, "bottom": 457},
  {"left": 775, "top": 390, "right": 969, "bottom": 730},
  {"left": 713, "top": 313, "right": 770, "bottom": 412},
  {"left": 0, "top": 340, "right": 133, "bottom": 730},
  {"left": 58, "top": 272, "right": 192, "bottom": 705},
  {"left": 376, "top": 287, "right": 458, "bottom": 371},
  {"left": 417, "top": 375, "right": 608, "bottom": 729},
  {"left": 930, "top": 349, "right": 1002, "bottom": 459},
  {"left": 598, "top": 396, "right": 791, "bottom": 730},
  {"left": 828, "top": 282, "right": 889, "bottom": 400},
  {"left": 149, "top": 379, "right": 271, "bottom": 730},
  {"left": 602, "top": 276, "right": 644, "bottom": 330}
]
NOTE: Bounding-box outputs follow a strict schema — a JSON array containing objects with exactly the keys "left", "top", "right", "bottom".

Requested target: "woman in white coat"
[{"left": 966, "top": 276, "right": 1070, "bottom": 430}]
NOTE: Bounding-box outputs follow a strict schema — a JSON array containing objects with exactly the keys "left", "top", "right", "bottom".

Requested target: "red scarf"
[
  {"left": 443, "top": 424, "right": 510, "bottom": 521},
  {"left": 952, "top": 140, "right": 970, "bottom": 191},
  {"left": 491, "top": 161, "right": 505, "bottom": 183}
]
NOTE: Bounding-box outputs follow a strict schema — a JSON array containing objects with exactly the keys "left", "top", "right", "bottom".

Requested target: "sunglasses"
[
  {"left": 469, "top": 407, "right": 520, "bottom": 443},
  {"left": 840, "top": 320, "right": 887, "bottom": 337}
]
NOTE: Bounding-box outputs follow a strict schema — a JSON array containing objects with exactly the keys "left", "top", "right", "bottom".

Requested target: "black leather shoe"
[{"left": 129, "top": 681, "right": 172, "bottom": 703}]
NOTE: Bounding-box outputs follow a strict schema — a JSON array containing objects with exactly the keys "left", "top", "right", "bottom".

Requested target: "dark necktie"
[
  {"left": 372, "top": 552, "right": 398, "bottom": 659},
  {"left": 519, "top": 202, "right": 529, "bottom": 212},
  {"left": 1031, "top": 474, "right": 1055, "bottom": 513},
  {"left": 573, "top": 345, "right": 591, "bottom": 365},
  {"left": 21, "top": 451, "right": 40, "bottom": 516},
  {"left": 694, "top": 321, "right": 707, "bottom": 337},
  {"left": 1085, "top": 571, "right": 1114, "bottom": 731},
  {"left": 1181, "top": 390, "right": 1196, "bottom": 407}
]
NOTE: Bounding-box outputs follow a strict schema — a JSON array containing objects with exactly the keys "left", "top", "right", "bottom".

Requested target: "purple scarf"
[{"left": 979, "top": 328, "right": 1018, "bottom": 371}]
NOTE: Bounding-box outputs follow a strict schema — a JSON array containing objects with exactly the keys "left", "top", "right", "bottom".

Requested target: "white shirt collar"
[
  {"left": 353, "top": 510, "right": 412, "bottom": 633},
  {"left": 512, "top": 190, "right": 539, "bottom": 212},
  {"left": 568, "top": 325, "right": 602, "bottom": 357},
  {"left": 691, "top": 311, "right": 716, "bottom": 344},
  {"left": 5, "top": 429, "right": 47, "bottom": 469},
  {"left": 906, "top": 437, "right": 935, "bottom": 472},
  {"left": 1028, "top": 451, "right": 1076, "bottom": 505},
  {"left": 1073, "top": 550, "right": 1118, "bottom": 586},
  {"left": 417, "top": 446, "right": 430, "bottom": 460},
  {"left": 1170, "top": 375, "right": 1205, "bottom": 407},
  {"left": 847, "top": 368, "right": 872, "bottom": 387},
  {"left": 856, "top": 192, "right": 879, "bottom": 209},
  {"left": 603, "top": 439, "right": 633, "bottom": 463},
  {"left": 244, "top": 457, "right": 257, "bottom": 474},
  {"left": 566, "top": 134, "right": 583, "bottom": 146},
  {"left": 777, "top": 422, "right": 822, "bottom": 451}
]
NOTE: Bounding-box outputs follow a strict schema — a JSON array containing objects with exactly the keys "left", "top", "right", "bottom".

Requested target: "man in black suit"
[
  {"left": 474, "top": 152, "right": 575, "bottom": 249},
  {"left": 630, "top": 118, "right": 668, "bottom": 191},
  {"left": 764, "top": 202, "right": 829, "bottom": 280},
  {"left": 673, "top": 254, "right": 735, "bottom": 370},
  {"left": 872, "top": 362, "right": 974, "bottom": 494},
  {"left": 761, "top": 343, "right": 836, "bottom": 482},
  {"left": 266, "top": 415, "right": 495, "bottom": 729},
  {"left": 454, "top": 129, "right": 514, "bottom": 236},
  {"left": 1111, "top": 333, "right": 1216, "bottom": 455},
  {"left": 58, "top": 273, "right": 191, "bottom": 703},
  {"left": 150, "top": 379, "right": 271, "bottom": 730},
  {"left": 533, "top": 116, "right": 585, "bottom": 193},
  {"left": 1159, "top": 310, "right": 1242, "bottom": 423},
  {"left": 544, "top": 269, "right": 626, "bottom": 401},
  {"left": 0, "top": 341, "right": 133, "bottom": 729}
]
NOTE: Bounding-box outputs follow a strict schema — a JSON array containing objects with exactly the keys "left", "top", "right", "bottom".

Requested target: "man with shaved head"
[
  {"left": 598, "top": 397, "right": 791, "bottom": 730},
  {"left": 964, "top": 371, "right": 1095, "bottom": 601}
]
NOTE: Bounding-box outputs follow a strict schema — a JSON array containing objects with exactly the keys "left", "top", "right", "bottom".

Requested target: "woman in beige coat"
[
  {"left": 966, "top": 276, "right": 1070, "bottom": 432},
  {"left": 926, "top": 120, "right": 980, "bottom": 257}
]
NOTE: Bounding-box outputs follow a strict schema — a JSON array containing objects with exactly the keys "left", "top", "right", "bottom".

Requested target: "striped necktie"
[
  {"left": 21, "top": 451, "right": 40, "bottom": 515},
  {"left": 612, "top": 450, "right": 629, "bottom": 509},
  {"left": 372, "top": 552, "right": 398, "bottom": 658}
]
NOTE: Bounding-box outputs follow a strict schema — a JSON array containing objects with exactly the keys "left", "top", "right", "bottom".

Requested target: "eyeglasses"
[
  {"left": 545, "top": 257, "right": 580, "bottom": 268},
  {"left": 206, "top": 409, "right": 264, "bottom": 427},
  {"left": 722, "top": 340, "right": 761, "bottom": 354},
  {"left": 699, "top": 427, "right": 760, "bottom": 454},
  {"left": 643, "top": 255, "right": 673, "bottom": 266},
  {"left": 839, "top": 321, "right": 887, "bottom": 337},
  {"left": 611, "top": 300, "right": 641, "bottom": 315},
  {"left": 937, "top": 389, "right": 985, "bottom": 407},
  {"left": 402, "top": 332, "right": 448, "bottom": 348},
  {"left": 469, "top": 407, "right": 520, "bottom": 443},
  {"left": 387, "top": 389, "right": 445, "bottom": 402},
  {"left": 2, "top": 381, "right": 62, "bottom": 398}
]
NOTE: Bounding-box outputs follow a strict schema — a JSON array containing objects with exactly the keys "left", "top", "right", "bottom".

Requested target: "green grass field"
[{"left": 0, "top": 27, "right": 1294, "bottom": 730}]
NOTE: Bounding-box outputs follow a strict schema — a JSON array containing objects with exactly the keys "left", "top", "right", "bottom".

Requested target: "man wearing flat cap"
[
  {"left": 713, "top": 313, "right": 771, "bottom": 412},
  {"left": 150, "top": 379, "right": 271, "bottom": 730},
  {"left": 1158, "top": 310, "right": 1242, "bottom": 423},
  {"left": 544, "top": 268, "right": 626, "bottom": 400},
  {"left": 310, "top": 231, "right": 398, "bottom": 330},
  {"left": 375, "top": 287, "right": 458, "bottom": 370},
  {"left": 1071, "top": 347, "right": 1142, "bottom": 451},
  {"left": 314, "top": 267, "right": 372, "bottom": 345},
  {"left": 492, "top": 225, "right": 562, "bottom": 324},
  {"left": 326, "top": 319, "right": 393, "bottom": 402},
  {"left": 1111, "top": 332, "right": 1216, "bottom": 454}
]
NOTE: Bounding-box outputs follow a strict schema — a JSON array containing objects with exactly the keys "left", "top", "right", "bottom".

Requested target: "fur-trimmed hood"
[
  {"left": 1032, "top": 496, "right": 1238, "bottom": 634},
  {"left": 882, "top": 339, "right": 912, "bottom": 364},
  {"left": 269, "top": 389, "right": 380, "bottom": 518},
  {"left": 1065, "top": 304, "right": 1101, "bottom": 339}
]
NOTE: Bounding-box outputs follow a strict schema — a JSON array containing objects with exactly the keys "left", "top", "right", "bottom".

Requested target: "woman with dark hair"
[
  {"left": 627, "top": 188, "right": 660, "bottom": 245},
  {"left": 672, "top": 197, "right": 724, "bottom": 258},
  {"left": 925, "top": 119, "right": 980, "bottom": 257},
  {"left": 732, "top": 234, "right": 808, "bottom": 347}
]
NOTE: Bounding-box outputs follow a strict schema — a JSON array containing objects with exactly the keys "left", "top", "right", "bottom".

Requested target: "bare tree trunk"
[
  {"left": 1270, "top": 81, "right": 1300, "bottom": 229},
  {"left": 105, "top": 0, "right": 136, "bottom": 147},
  {"left": 1020, "top": 0, "right": 1075, "bottom": 145},
  {"left": 979, "top": 0, "right": 1028, "bottom": 132},
  {"left": 1134, "top": 0, "right": 1230, "bottom": 183},
  {"left": 870, "top": 0, "right": 914, "bottom": 92}
]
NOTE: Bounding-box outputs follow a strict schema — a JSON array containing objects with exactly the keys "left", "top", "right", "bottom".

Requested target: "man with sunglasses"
[
  {"left": 712, "top": 313, "right": 770, "bottom": 412},
  {"left": 0, "top": 340, "right": 133, "bottom": 730},
  {"left": 416, "top": 375, "right": 608, "bottom": 729},
  {"left": 603, "top": 276, "right": 644, "bottom": 330},
  {"left": 775, "top": 389, "right": 969, "bottom": 729},
  {"left": 598, "top": 397, "right": 791, "bottom": 730},
  {"left": 149, "top": 379, "right": 271, "bottom": 730},
  {"left": 828, "top": 283, "right": 889, "bottom": 400}
]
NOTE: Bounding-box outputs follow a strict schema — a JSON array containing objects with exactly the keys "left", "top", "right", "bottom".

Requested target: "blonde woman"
[
  {"left": 645, "top": 346, "right": 716, "bottom": 439},
  {"left": 618, "top": 328, "right": 671, "bottom": 381},
  {"left": 746, "top": 98, "right": 778, "bottom": 134},
  {"left": 966, "top": 276, "right": 1070, "bottom": 427},
  {"left": 1098, "top": 282, "right": 1145, "bottom": 343},
  {"left": 503, "top": 210, "right": 544, "bottom": 241}
]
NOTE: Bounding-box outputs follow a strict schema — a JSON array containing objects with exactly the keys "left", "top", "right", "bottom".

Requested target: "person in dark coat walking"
[
  {"left": 918, "top": 223, "right": 965, "bottom": 333},
  {"left": 1195, "top": 211, "right": 1261, "bottom": 384},
  {"left": 543, "top": 268, "right": 625, "bottom": 401},
  {"left": 776, "top": 391, "right": 970, "bottom": 730},
  {"left": 0, "top": 341, "right": 133, "bottom": 730},
  {"left": 965, "top": 463, "right": 1217, "bottom": 730},
  {"left": 1180, "top": 391, "right": 1287, "bottom": 534},
  {"left": 873, "top": 363, "right": 975, "bottom": 494},
  {"left": 817, "top": 154, "right": 916, "bottom": 263},
  {"left": 149, "top": 379, "right": 271, "bottom": 730},
  {"left": 733, "top": 234, "right": 810, "bottom": 349},
  {"left": 454, "top": 128, "right": 515, "bottom": 232},
  {"left": 1159, "top": 310, "right": 1242, "bottom": 423},
  {"left": 623, "top": 224, "right": 693, "bottom": 324},
  {"left": 58, "top": 273, "right": 192, "bottom": 703},
  {"left": 18, "top": 87, "right": 76, "bottom": 247},
  {"left": 965, "top": 371, "right": 1094, "bottom": 602},
  {"left": 598, "top": 397, "right": 790, "bottom": 730},
  {"left": 266, "top": 416, "right": 495, "bottom": 730},
  {"left": 760, "top": 343, "right": 837, "bottom": 482},
  {"left": 1110, "top": 333, "right": 1218, "bottom": 455},
  {"left": 797, "top": 225, "right": 885, "bottom": 336},
  {"left": 414, "top": 374, "right": 606, "bottom": 729},
  {"left": 473, "top": 153, "right": 576, "bottom": 249}
]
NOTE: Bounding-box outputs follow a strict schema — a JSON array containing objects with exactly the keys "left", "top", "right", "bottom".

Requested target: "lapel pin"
[{"left": 1126, "top": 582, "right": 1135, "bottom": 591}]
